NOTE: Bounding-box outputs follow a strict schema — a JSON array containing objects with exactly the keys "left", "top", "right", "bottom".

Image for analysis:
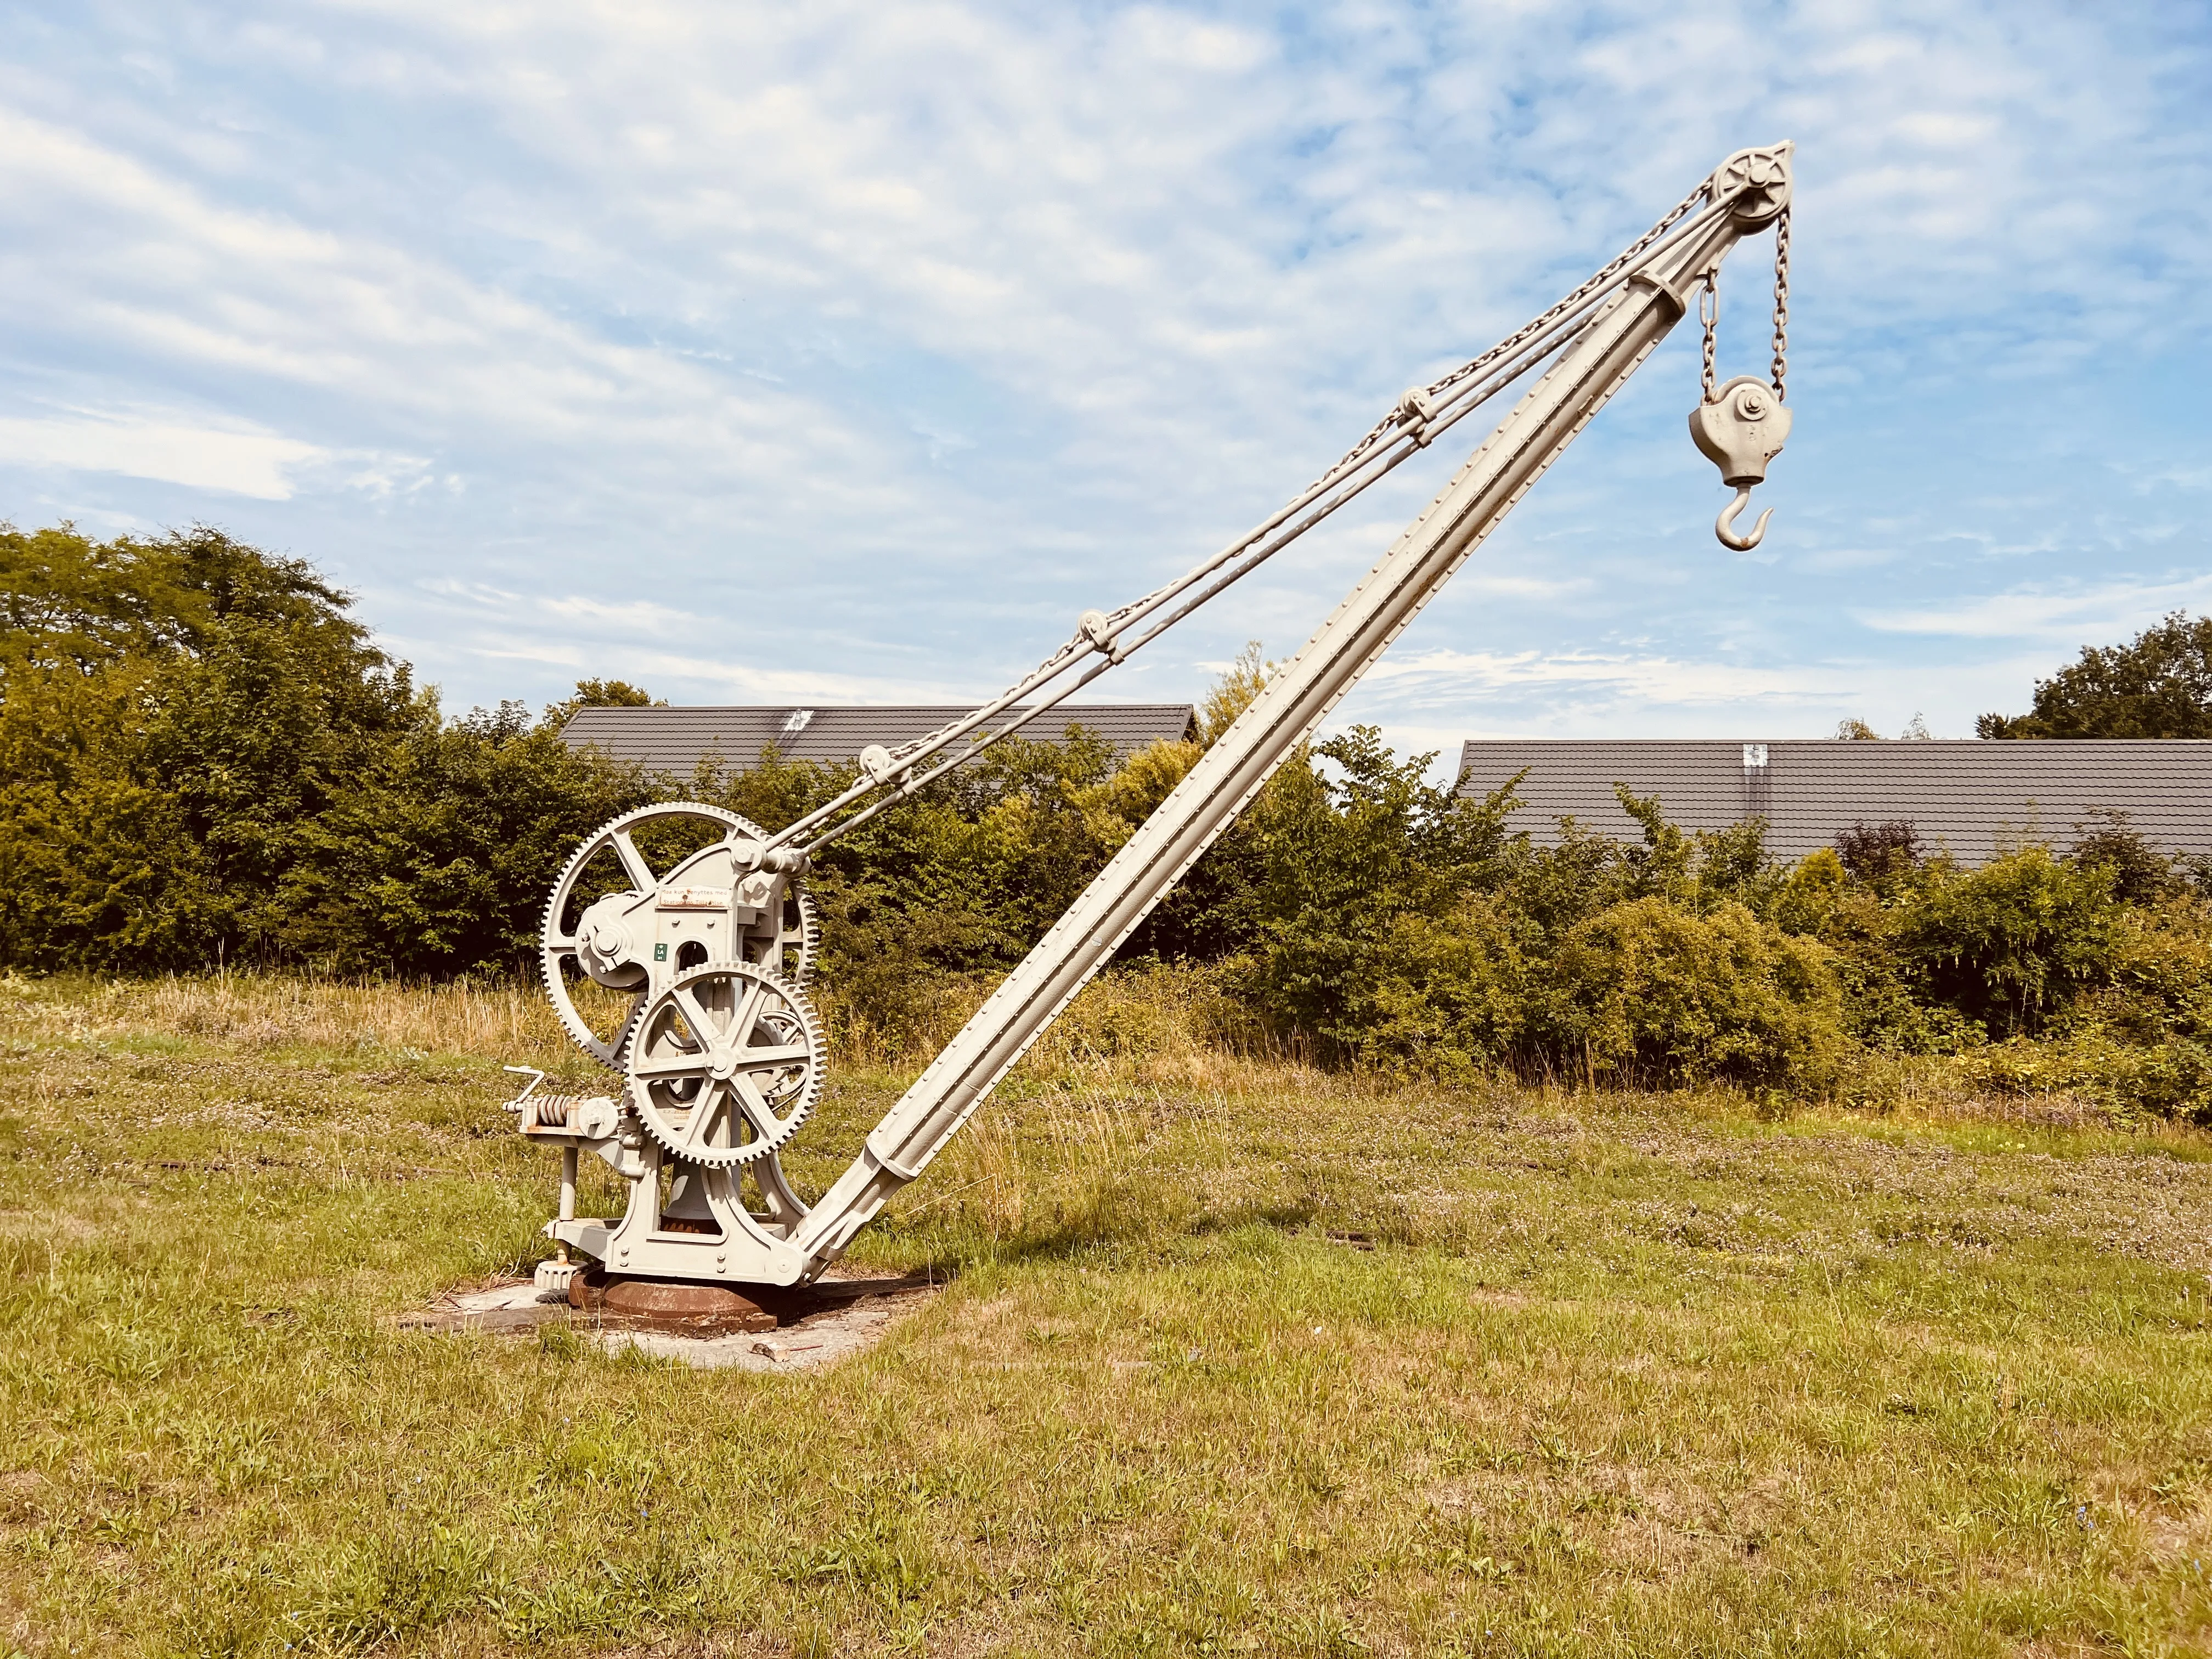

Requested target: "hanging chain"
[
  {"left": 1699, "top": 206, "right": 1787, "bottom": 405},
  {"left": 1699, "top": 274, "right": 1718, "bottom": 402},
  {"left": 1769, "top": 206, "right": 1790, "bottom": 400}
]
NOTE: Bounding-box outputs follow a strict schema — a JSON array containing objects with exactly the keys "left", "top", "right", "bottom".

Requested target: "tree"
[
  {"left": 276, "top": 697, "right": 657, "bottom": 977},
  {"left": 0, "top": 524, "right": 419, "bottom": 968},
  {"left": 545, "top": 677, "right": 663, "bottom": 726},
  {"left": 0, "top": 524, "right": 656, "bottom": 975},
  {"left": 1978, "top": 612, "right": 2212, "bottom": 738}
]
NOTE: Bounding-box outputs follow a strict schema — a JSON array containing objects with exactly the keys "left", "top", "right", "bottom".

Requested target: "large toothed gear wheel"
[
  {"left": 628, "top": 962, "right": 825, "bottom": 1167},
  {"left": 540, "top": 802, "right": 818, "bottom": 1071}
]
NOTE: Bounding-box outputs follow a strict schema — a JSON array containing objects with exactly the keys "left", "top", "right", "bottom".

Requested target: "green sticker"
[{"left": 653, "top": 943, "right": 668, "bottom": 961}]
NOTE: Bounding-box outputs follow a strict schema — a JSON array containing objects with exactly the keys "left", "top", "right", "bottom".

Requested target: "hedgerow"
[{"left": 9, "top": 523, "right": 2212, "bottom": 1115}]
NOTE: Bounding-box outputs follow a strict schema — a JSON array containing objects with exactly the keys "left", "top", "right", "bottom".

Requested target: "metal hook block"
[
  {"left": 1692, "top": 374, "right": 1790, "bottom": 550},
  {"left": 1690, "top": 375, "right": 1792, "bottom": 486}
]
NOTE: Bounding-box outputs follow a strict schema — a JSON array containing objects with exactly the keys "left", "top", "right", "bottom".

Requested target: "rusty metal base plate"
[{"left": 569, "top": 1268, "right": 780, "bottom": 1335}]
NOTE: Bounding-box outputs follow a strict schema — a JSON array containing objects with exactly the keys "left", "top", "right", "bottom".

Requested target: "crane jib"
[{"left": 506, "top": 143, "right": 1797, "bottom": 1290}]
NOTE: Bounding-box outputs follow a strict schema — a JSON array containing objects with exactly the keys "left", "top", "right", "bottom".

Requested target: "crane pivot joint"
[{"left": 1709, "top": 142, "right": 1793, "bottom": 225}]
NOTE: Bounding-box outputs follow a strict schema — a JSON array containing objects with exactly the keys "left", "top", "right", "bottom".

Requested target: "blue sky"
[{"left": 2, "top": 2, "right": 2207, "bottom": 764}]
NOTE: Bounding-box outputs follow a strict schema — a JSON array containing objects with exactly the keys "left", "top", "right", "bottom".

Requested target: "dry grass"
[
  {"left": 49, "top": 969, "right": 586, "bottom": 1065},
  {"left": 3, "top": 970, "right": 2211, "bottom": 1656}
]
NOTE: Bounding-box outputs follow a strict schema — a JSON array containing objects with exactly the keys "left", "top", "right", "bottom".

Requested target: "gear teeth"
[
  {"left": 541, "top": 802, "right": 753, "bottom": 1070},
  {"left": 540, "top": 872, "right": 627, "bottom": 1073},
  {"left": 538, "top": 801, "right": 817, "bottom": 1073},
  {"left": 627, "top": 961, "right": 825, "bottom": 1167},
  {"left": 787, "top": 884, "right": 821, "bottom": 986}
]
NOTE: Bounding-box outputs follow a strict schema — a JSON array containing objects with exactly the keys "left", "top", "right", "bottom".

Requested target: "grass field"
[{"left": 4, "top": 970, "right": 2211, "bottom": 1657}]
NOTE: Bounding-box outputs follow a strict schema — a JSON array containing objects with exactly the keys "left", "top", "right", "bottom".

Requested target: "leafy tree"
[
  {"left": 1241, "top": 727, "right": 1526, "bottom": 1050},
  {"left": 276, "top": 697, "right": 658, "bottom": 977},
  {"left": 545, "top": 677, "right": 664, "bottom": 727},
  {"left": 1199, "top": 641, "right": 1274, "bottom": 743},
  {"left": 1, "top": 524, "right": 417, "bottom": 968},
  {"left": 1979, "top": 611, "right": 2212, "bottom": 738},
  {"left": 0, "top": 527, "right": 655, "bottom": 975}
]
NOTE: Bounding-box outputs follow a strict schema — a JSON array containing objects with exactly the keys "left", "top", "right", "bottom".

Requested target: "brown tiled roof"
[
  {"left": 562, "top": 703, "right": 1199, "bottom": 777},
  {"left": 1454, "top": 739, "right": 2212, "bottom": 864}
]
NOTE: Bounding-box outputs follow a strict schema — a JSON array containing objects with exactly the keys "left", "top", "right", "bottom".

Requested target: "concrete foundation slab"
[{"left": 398, "top": 1267, "right": 941, "bottom": 1370}]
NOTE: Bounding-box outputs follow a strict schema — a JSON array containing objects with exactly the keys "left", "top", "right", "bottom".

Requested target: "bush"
[
  {"left": 1321, "top": 895, "right": 1845, "bottom": 1092},
  {"left": 1895, "top": 846, "right": 2124, "bottom": 1037},
  {"left": 1239, "top": 744, "right": 1845, "bottom": 1093},
  {"left": 1310, "top": 895, "right": 1536, "bottom": 1082},
  {"left": 1537, "top": 898, "right": 1845, "bottom": 1091},
  {"left": 18, "top": 520, "right": 2212, "bottom": 1122}
]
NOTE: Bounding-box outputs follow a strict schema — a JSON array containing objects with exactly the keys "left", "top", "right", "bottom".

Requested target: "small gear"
[
  {"left": 627, "top": 961, "right": 825, "bottom": 1167},
  {"left": 539, "top": 802, "right": 817, "bottom": 1071}
]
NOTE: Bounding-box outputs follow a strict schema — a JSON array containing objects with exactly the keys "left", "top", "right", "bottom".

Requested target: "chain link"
[
  {"left": 1421, "top": 177, "right": 1712, "bottom": 410},
  {"left": 1699, "top": 274, "right": 1718, "bottom": 402},
  {"left": 1700, "top": 207, "right": 1787, "bottom": 405},
  {"left": 1770, "top": 207, "right": 1790, "bottom": 400},
  {"left": 780, "top": 171, "right": 1758, "bottom": 855}
]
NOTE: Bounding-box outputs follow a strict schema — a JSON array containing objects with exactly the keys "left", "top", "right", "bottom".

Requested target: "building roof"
[
  {"left": 1454, "top": 739, "right": 2212, "bottom": 864},
  {"left": 561, "top": 703, "right": 1199, "bottom": 777}
]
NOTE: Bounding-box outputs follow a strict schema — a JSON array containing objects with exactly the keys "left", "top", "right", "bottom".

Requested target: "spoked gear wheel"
[
  {"left": 540, "top": 802, "right": 817, "bottom": 1071},
  {"left": 628, "top": 961, "right": 825, "bottom": 1167}
]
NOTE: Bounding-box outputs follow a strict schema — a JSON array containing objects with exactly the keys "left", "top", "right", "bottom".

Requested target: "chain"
[
  {"left": 1421, "top": 177, "right": 1713, "bottom": 412},
  {"left": 779, "top": 170, "right": 1747, "bottom": 856},
  {"left": 1699, "top": 274, "right": 1718, "bottom": 402},
  {"left": 1698, "top": 206, "right": 1787, "bottom": 405},
  {"left": 1770, "top": 206, "right": 1790, "bottom": 399}
]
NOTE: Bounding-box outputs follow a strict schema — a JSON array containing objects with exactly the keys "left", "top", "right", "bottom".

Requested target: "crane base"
[{"left": 568, "top": 1268, "right": 778, "bottom": 1335}]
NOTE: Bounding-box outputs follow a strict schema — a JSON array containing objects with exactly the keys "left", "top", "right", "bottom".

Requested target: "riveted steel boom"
[
  {"left": 789, "top": 144, "right": 1795, "bottom": 1271},
  {"left": 507, "top": 143, "right": 1795, "bottom": 1291}
]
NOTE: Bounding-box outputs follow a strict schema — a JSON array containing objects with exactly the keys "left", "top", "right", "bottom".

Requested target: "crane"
[{"left": 504, "top": 142, "right": 1797, "bottom": 1296}]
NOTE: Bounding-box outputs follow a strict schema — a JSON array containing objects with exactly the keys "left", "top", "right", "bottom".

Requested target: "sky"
[{"left": 1, "top": 1, "right": 2208, "bottom": 766}]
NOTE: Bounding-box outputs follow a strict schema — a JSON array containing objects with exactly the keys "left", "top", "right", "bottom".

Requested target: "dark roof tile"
[{"left": 1455, "top": 739, "right": 2212, "bottom": 864}]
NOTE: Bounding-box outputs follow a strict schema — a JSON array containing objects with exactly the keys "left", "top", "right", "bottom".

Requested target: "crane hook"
[
  {"left": 1714, "top": 487, "right": 1772, "bottom": 551},
  {"left": 1690, "top": 376, "right": 1791, "bottom": 552}
]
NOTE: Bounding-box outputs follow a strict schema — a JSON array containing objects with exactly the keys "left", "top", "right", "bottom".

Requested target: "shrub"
[
  {"left": 1895, "top": 847, "right": 2125, "bottom": 1036},
  {"left": 1274, "top": 891, "right": 1846, "bottom": 1096},
  {"left": 20, "top": 520, "right": 2212, "bottom": 1122},
  {"left": 1308, "top": 895, "right": 1536, "bottom": 1082},
  {"left": 1836, "top": 820, "right": 1920, "bottom": 883},
  {"left": 2069, "top": 809, "right": 2182, "bottom": 905},
  {"left": 1536, "top": 898, "right": 1845, "bottom": 1091}
]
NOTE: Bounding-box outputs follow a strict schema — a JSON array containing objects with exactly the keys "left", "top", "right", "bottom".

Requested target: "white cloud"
[
  {"left": 1363, "top": 646, "right": 1848, "bottom": 707},
  {"left": 1858, "top": 576, "right": 2212, "bottom": 641},
  {"left": 0, "top": 410, "right": 324, "bottom": 498},
  {"left": 0, "top": 0, "right": 2201, "bottom": 738}
]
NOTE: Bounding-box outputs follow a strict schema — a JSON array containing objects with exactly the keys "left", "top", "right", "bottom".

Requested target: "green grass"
[{"left": 3, "top": 972, "right": 2211, "bottom": 1656}]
